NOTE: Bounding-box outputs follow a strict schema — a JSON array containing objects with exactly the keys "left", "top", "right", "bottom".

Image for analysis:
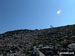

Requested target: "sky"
[{"left": 0, "top": 0, "right": 75, "bottom": 33}]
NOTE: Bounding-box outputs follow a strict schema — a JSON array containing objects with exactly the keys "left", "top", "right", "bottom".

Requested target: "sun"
[{"left": 57, "top": 10, "right": 61, "bottom": 14}]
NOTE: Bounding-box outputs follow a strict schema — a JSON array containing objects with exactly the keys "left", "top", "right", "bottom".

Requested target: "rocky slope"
[{"left": 0, "top": 25, "right": 75, "bottom": 56}]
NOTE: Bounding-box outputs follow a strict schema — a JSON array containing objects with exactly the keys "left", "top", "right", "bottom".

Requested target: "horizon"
[{"left": 1, "top": 24, "right": 75, "bottom": 34}]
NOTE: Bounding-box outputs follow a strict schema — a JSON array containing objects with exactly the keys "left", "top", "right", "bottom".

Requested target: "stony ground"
[{"left": 0, "top": 25, "right": 75, "bottom": 56}]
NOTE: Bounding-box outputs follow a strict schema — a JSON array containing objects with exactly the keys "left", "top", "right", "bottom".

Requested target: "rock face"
[{"left": 0, "top": 25, "right": 75, "bottom": 56}]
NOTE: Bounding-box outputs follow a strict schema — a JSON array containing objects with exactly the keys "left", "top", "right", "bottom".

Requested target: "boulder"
[{"left": 68, "top": 43, "right": 75, "bottom": 50}]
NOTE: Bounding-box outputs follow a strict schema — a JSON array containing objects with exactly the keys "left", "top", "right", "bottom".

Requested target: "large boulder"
[{"left": 68, "top": 43, "right": 75, "bottom": 50}]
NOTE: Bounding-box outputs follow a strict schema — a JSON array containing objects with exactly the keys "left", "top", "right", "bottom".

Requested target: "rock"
[{"left": 68, "top": 43, "right": 75, "bottom": 50}]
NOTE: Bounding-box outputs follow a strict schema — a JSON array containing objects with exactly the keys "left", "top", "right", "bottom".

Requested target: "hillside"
[{"left": 0, "top": 25, "right": 75, "bottom": 56}]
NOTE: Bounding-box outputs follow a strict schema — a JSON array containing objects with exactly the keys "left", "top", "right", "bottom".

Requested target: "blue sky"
[{"left": 0, "top": 0, "right": 75, "bottom": 33}]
